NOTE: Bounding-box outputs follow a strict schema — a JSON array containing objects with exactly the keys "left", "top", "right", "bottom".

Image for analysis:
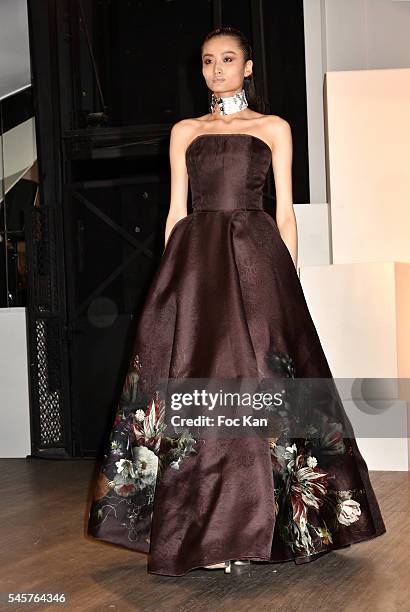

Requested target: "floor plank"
[{"left": 0, "top": 458, "right": 404, "bottom": 612}]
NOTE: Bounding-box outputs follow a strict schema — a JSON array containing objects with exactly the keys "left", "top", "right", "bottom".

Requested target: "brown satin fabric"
[{"left": 87, "top": 134, "right": 386, "bottom": 576}]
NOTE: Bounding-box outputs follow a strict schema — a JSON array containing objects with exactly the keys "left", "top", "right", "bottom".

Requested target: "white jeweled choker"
[{"left": 210, "top": 88, "right": 248, "bottom": 115}]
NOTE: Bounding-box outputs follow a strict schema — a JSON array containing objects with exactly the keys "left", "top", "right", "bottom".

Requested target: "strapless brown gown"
[{"left": 87, "top": 134, "right": 386, "bottom": 576}]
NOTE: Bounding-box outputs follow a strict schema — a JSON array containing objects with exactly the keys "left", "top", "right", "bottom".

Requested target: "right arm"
[{"left": 163, "top": 120, "right": 192, "bottom": 251}]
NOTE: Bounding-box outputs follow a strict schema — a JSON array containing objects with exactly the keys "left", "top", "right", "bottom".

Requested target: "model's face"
[{"left": 201, "top": 36, "right": 252, "bottom": 98}]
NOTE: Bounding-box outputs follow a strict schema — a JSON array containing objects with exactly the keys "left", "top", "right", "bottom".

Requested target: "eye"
[{"left": 203, "top": 57, "right": 233, "bottom": 64}]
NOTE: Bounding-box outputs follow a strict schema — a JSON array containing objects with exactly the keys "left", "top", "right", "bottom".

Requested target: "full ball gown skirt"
[{"left": 87, "top": 133, "right": 386, "bottom": 576}]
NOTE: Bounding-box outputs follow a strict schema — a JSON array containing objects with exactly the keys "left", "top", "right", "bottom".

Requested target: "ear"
[{"left": 245, "top": 59, "right": 253, "bottom": 78}]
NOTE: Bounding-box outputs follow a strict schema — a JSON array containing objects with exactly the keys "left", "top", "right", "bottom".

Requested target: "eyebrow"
[{"left": 202, "top": 50, "right": 238, "bottom": 58}]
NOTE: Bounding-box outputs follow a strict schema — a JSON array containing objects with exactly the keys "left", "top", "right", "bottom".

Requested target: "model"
[{"left": 87, "top": 26, "right": 386, "bottom": 576}]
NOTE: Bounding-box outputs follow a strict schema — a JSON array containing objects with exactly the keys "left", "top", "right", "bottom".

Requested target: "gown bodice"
[{"left": 185, "top": 133, "right": 272, "bottom": 212}]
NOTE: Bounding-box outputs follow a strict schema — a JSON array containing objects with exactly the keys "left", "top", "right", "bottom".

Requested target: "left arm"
[{"left": 267, "top": 118, "right": 298, "bottom": 269}]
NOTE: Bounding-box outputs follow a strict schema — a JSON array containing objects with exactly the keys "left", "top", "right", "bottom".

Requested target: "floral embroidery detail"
[
  {"left": 270, "top": 431, "right": 362, "bottom": 557},
  {"left": 306, "top": 456, "right": 318, "bottom": 468},
  {"left": 265, "top": 348, "right": 296, "bottom": 378},
  {"left": 135, "top": 409, "right": 145, "bottom": 422},
  {"left": 88, "top": 353, "right": 198, "bottom": 544},
  {"left": 89, "top": 346, "right": 370, "bottom": 557},
  {"left": 264, "top": 347, "right": 364, "bottom": 559},
  {"left": 336, "top": 492, "right": 361, "bottom": 526}
]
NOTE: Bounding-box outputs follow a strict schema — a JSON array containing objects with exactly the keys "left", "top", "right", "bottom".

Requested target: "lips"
[{"left": 213, "top": 78, "right": 225, "bottom": 83}]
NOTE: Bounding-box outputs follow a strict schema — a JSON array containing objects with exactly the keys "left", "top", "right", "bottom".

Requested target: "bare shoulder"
[
  {"left": 170, "top": 118, "right": 194, "bottom": 142},
  {"left": 263, "top": 115, "right": 292, "bottom": 148},
  {"left": 170, "top": 116, "right": 209, "bottom": 150}
]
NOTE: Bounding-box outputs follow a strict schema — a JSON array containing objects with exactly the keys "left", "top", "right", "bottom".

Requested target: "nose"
[{"left": 214, "top": 62, "right": 222, "bottom": 74}]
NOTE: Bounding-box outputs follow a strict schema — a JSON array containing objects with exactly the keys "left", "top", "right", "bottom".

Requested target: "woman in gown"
[{"left": 87, "top": 26, "right": 386, "bottom": 576}]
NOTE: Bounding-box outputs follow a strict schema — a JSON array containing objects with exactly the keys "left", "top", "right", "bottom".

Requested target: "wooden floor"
[{"left": 0, "top": 458, "right": 406, "bottom": 612}]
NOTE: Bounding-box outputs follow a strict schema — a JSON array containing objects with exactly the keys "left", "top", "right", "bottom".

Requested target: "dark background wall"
[{"left": 26, "top": 0, "right": 309, "bottom": 458}]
